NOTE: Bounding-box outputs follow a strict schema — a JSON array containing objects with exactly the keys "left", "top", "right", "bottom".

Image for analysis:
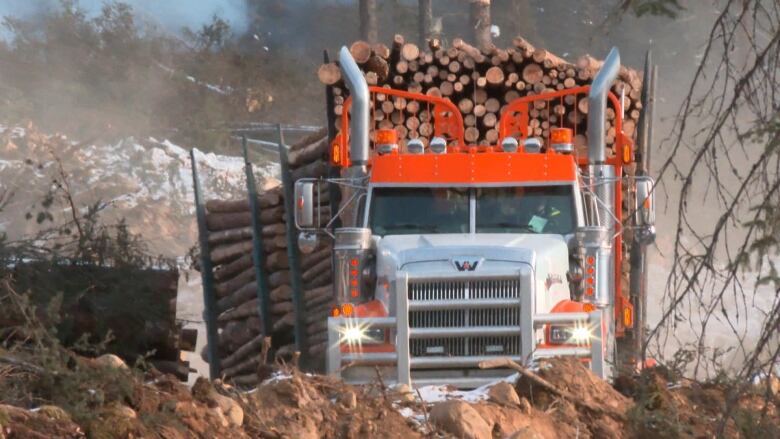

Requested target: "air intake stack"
[{"left": 338, "top": 46, "right": 370, "bottom": 226}]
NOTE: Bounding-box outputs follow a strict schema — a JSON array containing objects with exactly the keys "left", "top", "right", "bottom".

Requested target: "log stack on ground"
[
  {"left": 322, "top": 34, "right": 643, "bottom": 158},
  {"left": 200, "top": 128, "right": 334, "bottom": 387}
]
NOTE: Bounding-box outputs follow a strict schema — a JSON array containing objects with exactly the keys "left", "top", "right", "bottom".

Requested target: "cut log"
[
  {"left": 288, "top": 137, "right": 329, "bottom": 167},
  {"left": 265, "top": 250, "right": 290, "bottom": 271},
  {"left": 218, "top": 298, "right": 259, "bottom": 322},
  {"left": 219, "top": 334, "right": 265, "bottom": 369},
  {"left": 349, "top": 40, "right": 372, "bottom": 64},
  {"left": 271, "top": 301, "right": 294, "bottom": 315},
  {"left": 217, "top": 281, "right": 257, "bottom": 312},
  {"left": 211, "top": 240, "right": 253, "bottom": 265},
  {"left": 273, "top": 312, "right": 294, "bottom": 332},
  {"left": 291, "top": 159, "right": 328, "bottom": 181},
  {"left": 401, "top": 43, "right": 420, "bottom": 62},
  {"left": 366, "top": 55, "right": 389, "bottom": 82},
  {"left": 269, "top": 270, "right": 290, "bottom": 289},
  {"left": 522, "top": 63, "right": 544, "bottom": 84},
  {"left": 458, "top": 98, "right": 474, "bottom": 115},
  {"left": 222, "top": 353, "right": 261, "bottom": 379},
  {"left": 301, "top": 246, "right": 333, "bottom": 266},
  {"left": 206, "top": 212, "right": 251, "bottom": 232},
  {"left": 302, "top": 257, "right": 331, "bottom": 283},
  {"left": 215, "top": 265, "right": 255, "bottom": 298},
  {"left": 305, "top": 271, "right": 332, "bottom": 290},
  {"left": 208, "top": 227, "right": 252, "bottom": 246},
  {"left": 269, "top": 285, "right": 291, "bottom": 303},
  {"left": 317, "top": 63, "right": 341, "bottom": 85},
  {"left": 372, "top": 42, "right": 391, "bottom": 59},
  {"left": 214, "top": 253, "right": 253, "bottom": 281}
]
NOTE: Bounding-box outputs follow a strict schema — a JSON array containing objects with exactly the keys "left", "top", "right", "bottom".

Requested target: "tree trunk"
[
  {"left": 359, "top": 0, "right": 378, "bottom": 44},
  {"left": 418, "top": 0, "right": 433, "bottom": 47},
  {"left": 470, "top": 0, "right": 491, "bottom": 50}
]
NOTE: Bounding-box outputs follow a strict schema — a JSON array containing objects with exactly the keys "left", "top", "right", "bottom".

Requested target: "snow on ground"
[
  {"left": 0, "top": 125, "right": 279, "bottom": 257},
  {"left": 415, "top": 373, "right": 519, "bottom": 404}
]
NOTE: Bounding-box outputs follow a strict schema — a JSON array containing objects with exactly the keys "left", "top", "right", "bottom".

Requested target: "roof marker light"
[
  {"left": 501, "top": 137, "right": 519, "bottom": 153},
  {"left": 376, "top": 128, "right": 398, "bottom": 156},
  {"left": 523, "top": 137, "right": 542, "bottom": 153},
  {"left": 550, "top": 128, "right": 574, "bottom": 154},
  {"left": 430, "top": 137, "right": 447, "bottom": 154},
  {"left": 407, "top": 138, "right": 425, "bottom": 154},
  {"left": 377, "top": 144, "right": 398, "bottom": 155}
]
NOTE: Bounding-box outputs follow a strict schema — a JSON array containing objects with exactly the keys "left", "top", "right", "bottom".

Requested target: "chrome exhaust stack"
[
  {"left": 338, "top": 46, "right": 370, "bottom": 226},
  {"left": 587, "top": 47, "right": 621, "bottom": 164},
  {"left": 339, "top": 46, "right": 370, "bottom": 166},
  {"left": 582, "top": 48, "right": 621, "bottom": 375}
]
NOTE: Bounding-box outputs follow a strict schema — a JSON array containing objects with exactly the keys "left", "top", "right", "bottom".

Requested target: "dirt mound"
[
  {"left": 238, "top": 373, "right": 422, "bottom": 438},
  {"left": 2, "top": 350, "right": 779, "bottom": 438},
  {"left": 513, "top": 358, "right": 632, "bottom": 438}
]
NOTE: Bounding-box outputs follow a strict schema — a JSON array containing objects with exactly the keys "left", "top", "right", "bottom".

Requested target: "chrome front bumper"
[{"left": 327, "top": 268, "right": 606, "bottom": 388}]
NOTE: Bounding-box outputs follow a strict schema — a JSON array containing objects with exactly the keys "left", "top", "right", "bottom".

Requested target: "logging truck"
[{"left": 295, "top": 46, "right": 656, "bottom": 387}]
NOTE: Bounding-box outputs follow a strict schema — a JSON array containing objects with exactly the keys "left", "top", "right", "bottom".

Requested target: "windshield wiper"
[{"left": 481, "top": 223, "right": 539, "bottom": 233}]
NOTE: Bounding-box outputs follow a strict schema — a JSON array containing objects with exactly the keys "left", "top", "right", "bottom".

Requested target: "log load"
[
  {"left": 200, "top": 128, "right": 336, "bottom": 388},
  {"left": 320, "top": 34, "right": 643, "bottom": 158}
]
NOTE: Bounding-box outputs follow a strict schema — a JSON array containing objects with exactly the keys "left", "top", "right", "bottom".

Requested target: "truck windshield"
[
  {"left": 369, "top": 187, "right": 469, "bottom": 235},
  {"left": 476, "top": 186, "right": 575, "bottom": 234}
]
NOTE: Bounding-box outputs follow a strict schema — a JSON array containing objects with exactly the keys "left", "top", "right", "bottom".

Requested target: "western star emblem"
[{"left": 452, "top": 257, "right": 482, "bottom": 272}]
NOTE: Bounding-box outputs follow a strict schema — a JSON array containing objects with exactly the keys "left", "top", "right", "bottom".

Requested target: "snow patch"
[{"left": 415, "top": 373, "right": 519, "bottom": 404}]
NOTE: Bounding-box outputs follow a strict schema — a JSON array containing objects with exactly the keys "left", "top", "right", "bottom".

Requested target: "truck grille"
[{"left": 408, "top": 278, "right": 522, "bottom": 358}]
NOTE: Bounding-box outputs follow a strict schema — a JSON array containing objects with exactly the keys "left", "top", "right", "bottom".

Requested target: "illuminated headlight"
[
  {"left": 342, "top": 326, "right": 365, "bottom": 343},
  {"left": 340, "top": 324, "right": 384, "bottom": 345},
  {"left": 548, "top": 324, "right": 593, "bottom": 345},
  {"left": 569, "top": 326, "right": 592, "bottom": 344}
]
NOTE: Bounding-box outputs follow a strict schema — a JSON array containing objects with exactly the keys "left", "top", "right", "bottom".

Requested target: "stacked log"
[
  {"left": 201, "top": 128, "right": 334, "bottom": 386},
  {"left": 319, "top": 35, "right": 643, "bottom": 157}
]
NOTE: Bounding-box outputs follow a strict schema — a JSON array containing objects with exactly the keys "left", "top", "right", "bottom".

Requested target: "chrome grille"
[
  {"left": 408, "top": 278, "right": 521, "bottom": 301},
  {"left": 408, "top": 277, "right": 522, "bottom": 358}
]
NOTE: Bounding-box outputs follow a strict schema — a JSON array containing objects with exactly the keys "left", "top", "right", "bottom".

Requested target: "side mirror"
[
  {"left": 298, "top": 232, "right": 319, "bottom": 254},
  {"left": 294, "top": 181, "right": 314, "bottom": 228},
  {"left": 635, "top": 177, "right": 656, "bottom": 243}
]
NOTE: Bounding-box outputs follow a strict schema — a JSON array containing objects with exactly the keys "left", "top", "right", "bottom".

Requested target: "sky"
[{"left": 0, "top": 0, "right": 251, "bottom": 37}]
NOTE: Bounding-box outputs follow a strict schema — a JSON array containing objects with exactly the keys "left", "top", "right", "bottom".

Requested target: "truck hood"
[
  {"left": 376, "top": 233, "right": 567, "bottom": 272},
  {"left": 374, "top": 233, "right": 572, "bottom": 312}
]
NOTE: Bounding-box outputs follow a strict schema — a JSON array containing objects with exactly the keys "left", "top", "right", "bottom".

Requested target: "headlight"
[
  {"left": 339, "top": 321, "right": 385, "bottom": 346},
  {"left": 548, "top": 324, "right": 593, "bottom": 345},
  {"left": 549, "top": 326, "right": 569, "bottom": 344},
  {"left": 569, "top": 326, "right": 592, "bottom": 344}
]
